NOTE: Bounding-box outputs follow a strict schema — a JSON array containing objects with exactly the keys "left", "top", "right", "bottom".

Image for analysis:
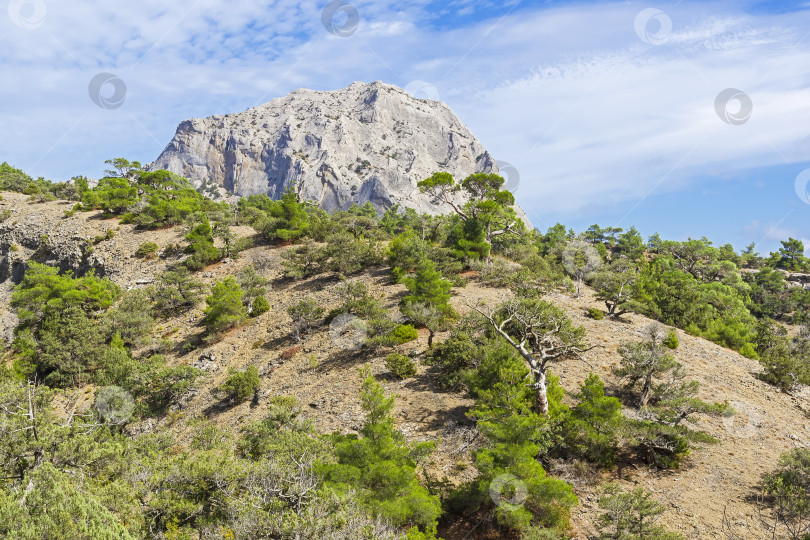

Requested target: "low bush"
[
  {"left": 663, "top": 329, "right": 679, "bottom": 349},
  {"left": 217, "top": 366, "right": 260, "bottom": 402},
  {"left": 390, "top": 324, "right": 418, "bottom": 344},
  {"left": 251, "top": 295, "right": 270, "bottom": 316},
  {"left": 135, "top": 241, "right": 159, "bottom": 259},
  {"left": 385, "top": 353, "right": 417, "bottom": 379},
  {"left": 586, "top": 308, "right": 604, "bottom": 320}
]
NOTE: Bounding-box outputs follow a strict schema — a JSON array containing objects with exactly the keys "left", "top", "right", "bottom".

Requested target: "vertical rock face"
[{"left": 149, "top": 81, "right": 512, "bottom": 216}]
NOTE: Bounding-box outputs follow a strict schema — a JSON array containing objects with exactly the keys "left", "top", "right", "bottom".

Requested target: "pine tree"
[
  {"left": 203, "top": 277, "right": 247, "bottom": 334},
  {"left": 401, "top": 259, "right": 454, "bottom": 317}
]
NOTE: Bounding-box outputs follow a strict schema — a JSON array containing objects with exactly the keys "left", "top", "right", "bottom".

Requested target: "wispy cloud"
[{"left": 1, "top": 0, "right": 809, "bottom": 251}]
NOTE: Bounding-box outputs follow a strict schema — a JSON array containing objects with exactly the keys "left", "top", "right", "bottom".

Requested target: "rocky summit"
[{"left": 149, "top": 81, "right": 505, "bottom": 215}]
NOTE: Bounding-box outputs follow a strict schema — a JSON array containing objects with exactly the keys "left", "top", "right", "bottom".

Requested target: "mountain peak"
[{"left": 149, "top": 82, "right": 519, "bottom": 218}]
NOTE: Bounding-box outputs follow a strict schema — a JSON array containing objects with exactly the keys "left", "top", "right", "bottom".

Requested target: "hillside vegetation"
[{"left": 1, "top": 160, "right": 809, "bottom": 539}]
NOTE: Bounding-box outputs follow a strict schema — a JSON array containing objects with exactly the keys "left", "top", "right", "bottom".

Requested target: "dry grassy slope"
[{"left": 2, "top": 195, "right": 808, "bottom": 539}]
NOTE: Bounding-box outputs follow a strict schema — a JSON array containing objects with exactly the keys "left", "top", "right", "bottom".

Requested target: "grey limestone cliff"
[{"left": 150, "top": 81, "right": 515, "bottom": 216}]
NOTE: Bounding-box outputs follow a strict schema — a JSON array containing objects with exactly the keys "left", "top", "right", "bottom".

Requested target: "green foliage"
[
  {"left": 426, "top": 326, "right": 480, "bottom": 390},
  {"left": 11, "top": 262, "right": 120, "bottom": 330},
  {"left": 663, "top": 329, "right": 679, "bottom": 349},
  {"left": 239, "top": 186, "right": 312, "bottom": 242},
  {"left": 33, "top": 306, "right": 109, "bottom": 386},
  {"left": 558, "top": 374, "right": 624, "bottom": 467},
  {"left": 755, "top": 319, "right": 810, "bottom": 390},
  {"left": 616, "top": 226, "right": 646, "bottom": 260},
  {"left": 390, "top": 324, "right": 418, "bottom": 344},
  {"left": 767, "top": 238, "right": 809, "bottom": 272},
  {"left": 0, "top": 378, "right": 406, "bottom": 539},
  {"left": 236, "top": 265, "right": 268, "bottom": 314},
  {"left": 318, "top": 370, "right": 441, "bottom": 532},
  {"left": 401, "top": 301, "right": 448, "bottom": 348},
  {"left": 217, "top": 366, "right": 260, "bottom": 402},
  {"left": 324, "top": 232, "right": 383, "bottom": 276},
  {"left": 184, "top": 218, "right": 221, "bottom": 270},
  {"left": 614, "top": 325, "right": 726, "bottom": 468},
  {"left": 93, "top": 176, "right": 138, "bottom": 214},
  {"left": 597, "top": 483, "right": 683, "bottom": 539},
  {"left": 418, "top": 171, "right": 523, "bottom": 261},
  {"left": 632, "top": 256, "right": 757, "bottom": 355},
  {"left": 591, "top": 258, "right": 639, "bottom": 317},
  {"left": 280, "top": 239, "right": 329, "bottom": 279},
  {"left": 287, "top": 298, "right": 324, "bottom": 342},
  {"left": 151, "top": 266, "right": 204, "bottom": 316},
  {"left": 746, "top": 267, "right": 793, "bottom": 320},
  {"left": 385, "top": 353, "right": 417, "bottom": 379},
  {"left": 251, "top": 295, "right": 270, "bottom": 317},
  {"left": 0, "top": 162, "right": 35, "bottom": 192},
  {"left": 586, "top": 307, "right": 605, "bottom": 320},
  {"left": 387, "top": 228, "right": 429, "bottom": 282},
  {"left": 401, "top": 259, "right": 454, "bottom": 317},
  {"left": 335, "top": 281, "right": 386, "bottom": 320},
  {"left": 124, "top": 358, "right": 202, "bottom": 417},
  {"left": 762, "top": 448, "right": 810, "bottom": 539},
  {"left": 455, "top": 351, "right": 577, "bottom": 533},
  {"left": 134, "top": 171, "right": 224, "bottom": 229},
  {"left": 203, "top": 277, "right": 247, "bottom": 334},
  {"left": 9, "top": 263, "right": 122, "bottom": 385},
  {"left": 0, "top": 461, "right": 138, "bottom": 539},
  {"left": 103, "top": 288, "right": 154, "bottom": 348},
  {"left": 448, "top": 216, "right": 490, "bottom": 261}
]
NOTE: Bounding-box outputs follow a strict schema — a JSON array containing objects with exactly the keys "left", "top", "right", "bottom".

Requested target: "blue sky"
[{"left": 1, "top": 0, "right": 809, "bottom": 255}]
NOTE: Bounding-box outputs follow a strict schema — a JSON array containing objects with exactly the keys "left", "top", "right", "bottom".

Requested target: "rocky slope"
[
  {"left": 149, "top": 81, "right": 508, "bottom": 216},
  {"left": 3, "top": 195, "right": 809, "bottom": 538}
]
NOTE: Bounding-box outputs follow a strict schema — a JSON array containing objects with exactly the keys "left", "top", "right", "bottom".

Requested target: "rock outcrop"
[
  {"left": 0, "top": 210, "right": 105, "bottom": 284},
  {"left": 149, "top": 81, "right": 516, "bottom": 217}
]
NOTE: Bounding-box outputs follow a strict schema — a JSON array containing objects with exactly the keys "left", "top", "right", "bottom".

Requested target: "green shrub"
[
  {"left": 287, "top": 298, "right": 324, "bottom": 342},
  {"left": 559, "top": 374, "right": 623, "bottom": 467},
  {"left": 317, "top": 370, "right": 441, "bottom": 530},
  {"left": 135, "top": 241, "right": 159, "bottom": 259},
  {"left": 762, "top": 448, "right": 810, "bottom": 538},
  {"left": 203, "top": 277, "right": 247, "bottom": 334},
  {"left": 391, "top": 324, "right": 418, "bottom": 344},
  {"left": 663, "top": 329, "right": 679, "bottom": 349},
  {"left": 217, "top": 366, "right": 260, "bottom": 402},
  {"left": 597, "top": 483, "right": 683, "bottom": 539},
  {"left": 184, "top": 219, "right": 221, "bottom": 270},
  {"left": 385, "top": 353, "right": 417, "bottom": 379},
  {"left": 739, "top": 342, "right": 758, "bottom": 359},
  {"left": 251, "top": 295, "right": 270, "bottom": 316},
  {"left": 586, "top": 308, "right": 604, "bottom": 320}
]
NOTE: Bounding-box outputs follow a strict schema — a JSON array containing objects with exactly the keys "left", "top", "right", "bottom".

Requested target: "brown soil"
[{"left": 2, "top": 194, "right": 807, "bottom": 539}]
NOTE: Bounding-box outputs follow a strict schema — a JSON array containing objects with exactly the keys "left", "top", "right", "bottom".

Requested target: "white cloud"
[{"left": 1, "top": 0, "right": 810, "bottom": 233}]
